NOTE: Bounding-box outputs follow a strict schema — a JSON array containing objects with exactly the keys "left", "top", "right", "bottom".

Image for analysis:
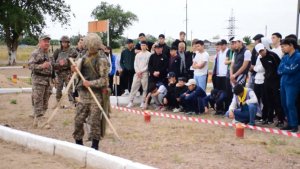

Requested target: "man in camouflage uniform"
[
  {"left": 28, "top": 35, "right": 64, "bottom": 127},
  {"left": 53, "top": 36, "right": 78, "bottom": 105},
  {"left": 71, "top": 33, "right": 109, "bottom": 150}
]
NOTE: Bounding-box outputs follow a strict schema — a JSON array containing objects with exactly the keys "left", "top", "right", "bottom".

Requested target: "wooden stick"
[
  {"left": 41, "top": 73, "right": 76, "bottom": 129},
  {"left": 69, "top": 58, "right": 123, "bottom": 144}
]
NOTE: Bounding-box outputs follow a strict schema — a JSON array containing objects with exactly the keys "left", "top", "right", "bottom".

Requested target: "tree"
[
  {"left": 166, "top": 36, "right": 175, "bottom": 46},
  {"left": 243, "top": 36, "right": 252, "bottom": 45},
  {"left": 146, "top": 34, "right": 157, "bottom": 43},
  {"left": 91, "top": 2, "right": 138, "bottom": 49},
  {"left": 0, "top": 0, "right": 74, "bottom": 65},
  {"left": 18, "top": 36, "right": 38, "bottom": 46}
]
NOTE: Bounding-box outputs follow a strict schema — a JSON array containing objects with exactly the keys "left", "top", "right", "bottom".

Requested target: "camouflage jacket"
[
  {"left": 78, "top": 51, "right": 109, "bottom": 103},
  {"left": 28, "top": 47, "right": 59, "bottom": 85},
  {"left": 53, "top": 47, "right": 78, "bottom": 69}
]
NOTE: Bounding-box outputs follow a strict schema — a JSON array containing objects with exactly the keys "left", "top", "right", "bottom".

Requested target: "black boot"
[
  {"left": 75, "top": 139, "right": 83, "bottom": 145},
  {"left": 91, "top": 139, "right": 99, "bottom": 150}
]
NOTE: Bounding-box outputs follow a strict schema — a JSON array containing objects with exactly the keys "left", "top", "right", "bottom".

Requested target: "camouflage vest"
[
  {"left": 56, "top": 48, "right": 71, "bottom": 69},
  {"left": 76, "top": 54, "right": 102, "bottom": 91}
]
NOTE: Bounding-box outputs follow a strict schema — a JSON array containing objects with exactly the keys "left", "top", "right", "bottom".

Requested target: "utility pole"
[
  {"left": 265, "top": 25, "right": 267, "bottom": 37},
  {"left": 185, "top": 0, "right": 188, "bottom": 41},
  {"left": 296, "top": 0, "right": 300, "bottom": 39}
]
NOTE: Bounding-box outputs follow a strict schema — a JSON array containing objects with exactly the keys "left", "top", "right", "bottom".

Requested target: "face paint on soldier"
[
  {"left": 61, "top": 41, "right": 69, "bottom": 49},
  {"left": 39, "top": 39, "right": 50, "bottom": 52}
]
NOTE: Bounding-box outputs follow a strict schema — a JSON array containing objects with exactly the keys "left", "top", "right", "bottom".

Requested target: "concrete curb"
[
  {"left": 0, "top": 87, "right": 64, "bottom": 94},
  {"left": 0, "top": 66, "right": 24, "bottom": 69},
  {"left": 0, "top": 125, "right": 158, "bottom": 169}
]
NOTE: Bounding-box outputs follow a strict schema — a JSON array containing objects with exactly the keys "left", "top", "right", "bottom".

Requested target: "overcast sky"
[{"left": 44, "top": 0, "right": 300, "bottom": 41}]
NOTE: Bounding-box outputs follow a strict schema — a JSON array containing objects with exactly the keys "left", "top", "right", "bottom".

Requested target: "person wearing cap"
[
  {"left": 172, "top": 77, "right": 188, "bottom": 113},
  {"left": 135, "top": 33, "right": 154, "bottom": 54},
  {"left": 255, "top": 42, "right": 284, "bottom": 127},
  {"left": 224, "top": 37, "right": 235, "bottom": 113},
  {"left": 271, "top": 32, "right": 284, "bottom": 59},
  {"left": 192, "top": 40, "right": 209, "bottom": 91},
  {"left": 143, "top": 82, "right": 168, "bottom": 110},
  {"left": 247, "top": 34, "right": 264, "bottom": 90},
  {"left": 179, "top": 79, "right": 207, "bottom": 115},
  {"left": 226, "top": 84, "right": 261, "bottom": 125},
  {"left": 126, "top": 41, "right": 151, "bottom": 108},
  {"left": 157, "top": 34, "right": 170, "bottom": 59},
  {"left": 53, "top": 35, "right": 78, "bottom": 106},
  {"left": 172, "top": 31, "right": 187, "bottom": 51},
  {"left": 203, "top": 89, "right": 227, "bottom": 115},
  {"left": 169, "top": 46, "right": 183, "bottom": 79},
  {"left": 162, "top": 72, "right": 178, "bottom": 111},
  {"left": 277, "top": 38, "right": 300, "bottom": 133},
  {"left": 28, "top": 34, "right": 65, "bottom": 128},
  {"left": 186, "top": 39, "right": 199, "bottom": 79},
  {"left": 212, "top": 39, "right": 229, "bottom": 91},
  {"left": 148, "top": 44, "right": 169, "bottom": 85},
  {"left": 229, "top": 36, "right": 251, "bottom": 87},
  {"left": 120, "top": 39, "right": 136, "bottom": 96}
]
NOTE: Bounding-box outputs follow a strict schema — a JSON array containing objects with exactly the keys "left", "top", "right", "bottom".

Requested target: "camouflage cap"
[{"left": 39, "top": 34, "right": 51, "bottom": 41}]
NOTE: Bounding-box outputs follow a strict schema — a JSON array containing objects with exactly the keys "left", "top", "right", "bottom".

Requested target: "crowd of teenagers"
[{"left": 104, "top": 31, "right": 300, "bottom": 133}]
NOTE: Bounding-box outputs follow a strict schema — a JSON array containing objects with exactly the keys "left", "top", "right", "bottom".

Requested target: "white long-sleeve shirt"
[
  {"left": 134, "top": 51, "right": 151, "bottom": 73},
  {"left": 115, "top": 54, "right": 122, "bottom": 70},
  {"left": 253, "top": 55, "right": 265, "bottom": 84},
  {"left": 229, "top": 90, "right": 258, "bottom": 112}
]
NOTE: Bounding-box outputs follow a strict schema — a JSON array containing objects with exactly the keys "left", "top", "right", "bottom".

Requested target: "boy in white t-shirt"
[
  {"left": 192, "top": 40, "right": 209, "bottom": 91},
  {"left": 143, "top": 82, "right": 167, "bottom": 110}
]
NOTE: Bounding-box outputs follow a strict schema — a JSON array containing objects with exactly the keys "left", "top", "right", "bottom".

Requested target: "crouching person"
[
  {"left": 71, "top": 33, "right": 109, "bottom": 150},
  {"left": 226, "top": 84, "right": 261, "bottom": 125},
  {"left": 162, "top": 72, "right": 177, "bottom": 111},
  {"left": 179, "top": 79, "right": 207, "bottom": 115},
  {"left": 172, "top": 77, "right": 188, "bottom": 113},
  {"left": 143, "top": 82, "right": 167, "bottom": 110},
  {"left": 203, "top": 89, "right": 227, "bottom": 115}
]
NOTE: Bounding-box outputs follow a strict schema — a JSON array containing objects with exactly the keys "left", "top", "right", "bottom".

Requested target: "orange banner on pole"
[{"left": 88, "top": 20, "right": 108, "bottom": 33}]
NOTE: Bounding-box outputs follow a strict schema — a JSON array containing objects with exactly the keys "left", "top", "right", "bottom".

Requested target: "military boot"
[
  {"left": 91, "top": 139, "right": 99, "bottom": 150},
  {"left": 75, "top": 139, "right": 83, "bottom": 145}
]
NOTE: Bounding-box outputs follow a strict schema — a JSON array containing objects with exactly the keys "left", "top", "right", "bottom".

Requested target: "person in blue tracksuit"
[
  {"left": 277, "top": 38, "right": 300, "bottom": 133},
  {"left": 203, "top": 89, "right": 227, "bottom": 115},
  {"left": 179, "top": 79, "right": 207, "bottom": 115}
]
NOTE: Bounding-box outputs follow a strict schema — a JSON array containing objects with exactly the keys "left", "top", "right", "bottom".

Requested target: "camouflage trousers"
[
  {"left": 73, "top": 102, "right": 102, "bottom": 140},
  {"left": 56, "top": 69, "right": 73, "bottom": 101},
  {"left": 32, "top": 84, "right": 51, "bottom": 117}
]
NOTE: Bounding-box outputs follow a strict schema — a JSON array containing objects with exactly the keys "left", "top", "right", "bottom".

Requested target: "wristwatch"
[{"left": 233, "top": 74, "right": 236, "bottom": 78}]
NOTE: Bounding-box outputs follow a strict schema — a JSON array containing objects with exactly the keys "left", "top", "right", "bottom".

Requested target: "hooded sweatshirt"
[
  {"left": 253, "top": 37, "right": 272, "bottom": 84},
  {"left": 172, "top": 39, "right": 187, "bottom": 51},
  {"left": 134, "top": 51, "right": 151, "bottom": 73}
]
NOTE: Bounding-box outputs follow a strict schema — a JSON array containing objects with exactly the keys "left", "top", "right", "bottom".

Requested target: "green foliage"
[
  {"left": 286, "top": 149, "right": 300, "bottom": 155},
  {"left": 146, "top": 34, "right": 158, "bottom": 43},
  {"left": 10, "top": 99, "right": 17, "bottom": 104},
  {"left": 243, "top": 36, "right": 252, "bottom": 45},
  {"left": 18, "top": 36, "right": 38, "bottom": 46},
  {"left": 0, "top": 0, "right": 74, "bottom": 64},
  {"left": 91, "top": 2, "right": 138, "bottom": 49},
  {"left": 269, "top": 137, "right": 287, "bottom": 146},
  {"left": 69, "top": 34, "right": 85, "bottom": 46},
  {"left": 50, "top": 40, "right": 60, "bottom": 46}
]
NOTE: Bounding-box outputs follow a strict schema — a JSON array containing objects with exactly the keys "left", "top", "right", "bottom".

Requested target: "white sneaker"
[
  {"left": 121, "top": 92, "right": 129, "bottom": 96},
  {"left": 173, "top": 108, "right": 180, "bottom": 113},
  {"left": 232, "top": 119, "right": 237, "bottom": 124},
  {"left": 136, "top": 91, "right": 140, "bottom": 97},
  {"left": 126, "top": 102, "right": 134, "bottom": 108},
  {"left": 140, "top": 102, "right": 145, "bottom": 108}
]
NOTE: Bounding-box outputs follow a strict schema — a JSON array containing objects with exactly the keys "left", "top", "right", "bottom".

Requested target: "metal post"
[
  {"left": 296, "top": 0, "right": 300, "bottom": 39},
  {"left": 191, "top": 30, "right": 192, "bottom": 47},
  {"left": 107, "top": 19, "right": 110, "bottom": 46},
  {"left": 186, "top": 0, "right": 188, "bottom": 42},
  {"left": 265, "top": 25, "right": 267, "bottom": 37}
]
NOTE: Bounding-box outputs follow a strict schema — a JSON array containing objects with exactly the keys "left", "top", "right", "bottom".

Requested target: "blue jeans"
[
  {"left": 194, "top": 75, "right": 207, "bottom": 91},
  {"left": 183, "top": 96, "right": 199, "bottom": 112},
  {"left": 226, "top": 104, "right": 257, "bottom": 125},
  {"left": 281, "top": 84, "right": 300, "bottom": 127}
]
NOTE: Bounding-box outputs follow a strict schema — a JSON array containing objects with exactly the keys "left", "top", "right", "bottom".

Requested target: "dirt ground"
[
  {"left": 1, "top": 69, "right": 300, "bottom": 169},
  {"left": 0, "top": 139, "right": 80, "bottom": 169}
]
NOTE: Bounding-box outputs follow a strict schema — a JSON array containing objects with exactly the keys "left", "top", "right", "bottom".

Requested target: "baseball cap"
[
  {"left": 185, "top": 79, "right": 196, "bottom": 86},
  {"left": 170, "top": 46, "right": 178, "bottom": 50},
  {"left": 159, "top": 34, "right": 165, "bottom": 39},
  {"left": 154, "top": 44, "right": 163, "bottom": 48},
  {"left": 166, "top": 72, "right": 176, "bottom": 78},
  {"left": 178, "top": 77, "right": 187, "bottom": 82},
  {"left": 253, "top": 34, "right": 264, "bottom": 40},
  {"left": 210, "top": 89, "right": 219, "bottom": 99},
  {"left": 39, "top": 34, "right": 51, "bottom": 41},
  {"left": 220, "top": 39, "right": 227, "bottom": 45},
  {"left": 126, "top": 39, "right": 133, "bottom": 44},
  {"left": 139, "top": 33, "right": 145, "bottom": 37},
  {"left": 231, "top": 36, "right": 245, "bottom": 43},
  {"left": 255, "top": 43, "right": 265, "bottom": 53}
]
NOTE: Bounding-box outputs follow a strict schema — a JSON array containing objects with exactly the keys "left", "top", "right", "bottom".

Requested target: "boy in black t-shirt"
[{"left": 135, "top": 33, "right": 154, "bottom": 54}]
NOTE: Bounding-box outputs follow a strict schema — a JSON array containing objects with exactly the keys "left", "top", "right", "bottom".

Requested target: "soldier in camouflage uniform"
[
  {"left": 28, "top": 35, "right": 64, "bottom": 127},
  {"left": 71, "top": 33, "right": 109, "bottom": 150},
  {"left": 53, "top": 36, "right": 78, "bottom": 105}
]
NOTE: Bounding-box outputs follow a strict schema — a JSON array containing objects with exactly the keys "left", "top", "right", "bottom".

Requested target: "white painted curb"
[
  {"left": 0, "top": 125, "right": 158, "bottom": 169},
  {"left": 0, "top": 66, "right": 24, "bottom": 69},
  {"left": 0, "top": 87, "right": 65, "bottom": 94}
]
